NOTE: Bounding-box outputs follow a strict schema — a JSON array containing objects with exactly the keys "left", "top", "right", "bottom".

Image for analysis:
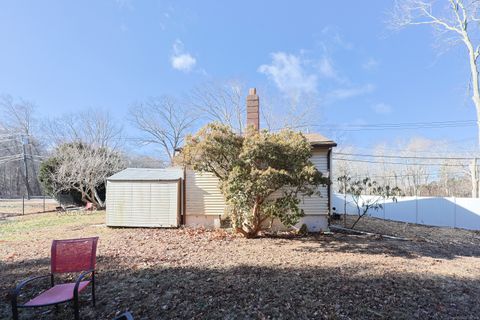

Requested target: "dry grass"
[
  {"left": 0, "top": 198, "right": 58, "bottom": 218},
  {"left": 1, "top": 212, "right": 480, "bottom": 319}
]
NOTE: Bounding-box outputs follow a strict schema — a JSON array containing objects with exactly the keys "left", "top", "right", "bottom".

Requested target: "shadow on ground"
[
  {"left": 1, "top": 254, "right": 479, "bottom": 320},
  {"left": 289, "top": 232, "right": 480, "bottom": 260}
]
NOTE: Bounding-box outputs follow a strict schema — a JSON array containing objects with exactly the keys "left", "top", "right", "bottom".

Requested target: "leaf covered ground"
[{"left": 1, "top": 211, "right": 480, "bottom": 319}]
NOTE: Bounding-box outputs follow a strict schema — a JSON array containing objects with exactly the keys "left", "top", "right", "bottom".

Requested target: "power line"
[
  {"left": 333, "top": 157, "right": 469, "bottom": 167},
  {"left": 335, "top": 152, "right": 474, "bottom": 160},
  {"left": 336, "top": 171, "right": 468, "bottom": 180},
  {"left": 0, "top": 138, "right": 21, "bottom": 143},
  {"left": 283, "top": 120, "right": 479, "bottom": 132}
]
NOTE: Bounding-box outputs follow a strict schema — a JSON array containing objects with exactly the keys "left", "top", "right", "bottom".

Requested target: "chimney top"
[{"left": 246, "top": 87, "right": 259, "bottom": 131}]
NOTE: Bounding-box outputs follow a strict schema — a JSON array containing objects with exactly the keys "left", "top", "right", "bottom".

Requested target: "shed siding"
[
  {"left": 106, "top": 180, "right": 179, "bottom": 227},
  {"left": 185, "top": 170, "right": 225, "bottom": 216}
]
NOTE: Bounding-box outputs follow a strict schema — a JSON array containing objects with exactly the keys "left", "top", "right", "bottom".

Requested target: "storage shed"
[{"left": 106, "top": 168, "right": 183, "bottom": 228}]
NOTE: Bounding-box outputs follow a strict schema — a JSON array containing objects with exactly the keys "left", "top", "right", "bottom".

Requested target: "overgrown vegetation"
[
  {"left": 38, "top": 142, "right": 125, "bottom": 208},
  {"left": 338, "top": 175, "right": 402, "bottom": 229},
  {"left": 180, "top": 123, "right": 329, "bottom": 237}
]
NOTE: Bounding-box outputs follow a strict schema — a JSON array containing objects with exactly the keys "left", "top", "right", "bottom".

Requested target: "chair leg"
[
  {"left": 11, "top": 303, "right": 18, "bottom": 320},
  {"left": 11, "top": 295, "right": 19, "bottom": 320},
  {"left": 92, "top": 273, "right": 96, "bottom": 307},
  {"left": 73, "top": 298, "right": 80, "bottom": 320}
]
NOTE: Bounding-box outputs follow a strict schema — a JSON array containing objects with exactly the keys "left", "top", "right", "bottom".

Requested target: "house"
[{"left": 106, "top": 88, "right": 336, "bottom": 231}]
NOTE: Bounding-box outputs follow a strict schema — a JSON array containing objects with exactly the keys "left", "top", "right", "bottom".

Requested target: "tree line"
[{"left": 0, "top": 81, "right": 318, "bottom": 202}]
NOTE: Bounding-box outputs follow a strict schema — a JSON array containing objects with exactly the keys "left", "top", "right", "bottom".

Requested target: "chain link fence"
[{"left": 0, "top": 196, "right": 58, "bottom": 219}]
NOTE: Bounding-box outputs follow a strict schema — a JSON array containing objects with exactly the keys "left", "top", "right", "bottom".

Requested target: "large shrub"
[{"left": 180, "top": 123, "right": 329, "bottom": 237}]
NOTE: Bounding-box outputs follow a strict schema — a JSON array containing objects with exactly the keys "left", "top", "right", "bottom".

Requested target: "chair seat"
[{"left": 24, "top": 281, "right": 90, "bottom": 307}]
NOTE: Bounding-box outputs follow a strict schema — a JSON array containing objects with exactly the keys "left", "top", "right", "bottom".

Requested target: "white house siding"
[
  {"left": 106, "top": 180, "right": 179, "bottom": 227},
  {"left": 185, "top": 170, "right": 225, "bottom": 227},
  {"left": 281, "top": 148, "right": 329, "bottom": 231},
  {"left": 299, "top": 148, "right": 329, "bottom": 216}
]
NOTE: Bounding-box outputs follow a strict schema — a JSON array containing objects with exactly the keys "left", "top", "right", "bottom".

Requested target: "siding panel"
[
  {"left": 106, "top": 180, "right": 179, "bottom": 227},
  {"left": 300, "top": 149, "right": 330, "bottom": 215},
  {"left": 185, "top": 170, "right": 226, "bottom": 216}
]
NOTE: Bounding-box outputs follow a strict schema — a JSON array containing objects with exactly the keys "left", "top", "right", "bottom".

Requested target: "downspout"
[
  {"left": 327, "top": 148, "right": 332, "bottom": 227},
  {"left": 182, "top": 167, "right": 187, "bottom": 226},
  {"left": 177, "top": 178, "right": 182, "bottom": 227}
]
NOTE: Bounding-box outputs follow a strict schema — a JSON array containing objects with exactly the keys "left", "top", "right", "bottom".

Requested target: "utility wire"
[
  {"left": 339, "top": 171, "right": 468, "bottom": 179},
  {"left": 333, "top": 157, "right": 469, "bottom": 167},
  {"left": 334, "top": 152, "right": 474, "bottom": 160},
  {"left": 278, "top": 120, "right": 478, "bottom": 131}
]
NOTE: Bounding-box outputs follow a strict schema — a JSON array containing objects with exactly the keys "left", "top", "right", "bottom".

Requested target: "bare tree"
[
  {"left": 189, "top": 80, "right": 245, "bottom": 133},
  {"left": 125, "top": 154, "right": 165, "bottom": 168},
  {"left": 391, "top": 0, "right": 480, "bottom": 196},
  {"left": 129, "top": 96, "right": 196, "bottom": 164},
  {"left": 43, "top": 109, "right": 124, "bottom": 150},
  {"left": 0, "top": 95, "right": 43, "bottom": 198},
  {"left": 261, "top": 92, "right": 318, "bottom": 132},
  {"left": 391, "top": 1, "right": 480, "bottom": 144},
  {"left": 39, "top": 142, "right": 125, "bottom": 208}
]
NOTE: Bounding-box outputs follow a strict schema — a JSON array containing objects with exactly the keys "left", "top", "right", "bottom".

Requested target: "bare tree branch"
[
  {"left": 129, "top": 96, "right": 196, "bottom": 164},
  {"left": 189, "top": 80, "right": 245, "bottom": 133}
]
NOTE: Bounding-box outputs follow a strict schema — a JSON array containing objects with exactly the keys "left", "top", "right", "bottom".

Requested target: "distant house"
[{"left": 106, "top": 88, "right": 336, "bottom": 231}]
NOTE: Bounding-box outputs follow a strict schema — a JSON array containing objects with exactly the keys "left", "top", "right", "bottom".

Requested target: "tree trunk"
[
  {"left": 93, "top": 187, "right": 105, "bottom": 209},
  {"left": 472, "top": 158, "right": 479, "bottom": 198},
  {"left": 464, "top": 34, "right": 480, "bottom": 197}
]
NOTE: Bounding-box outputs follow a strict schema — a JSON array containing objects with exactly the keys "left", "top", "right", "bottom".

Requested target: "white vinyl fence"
[{"left": 332, "top": 193, "right": 480, "bottom": 231}]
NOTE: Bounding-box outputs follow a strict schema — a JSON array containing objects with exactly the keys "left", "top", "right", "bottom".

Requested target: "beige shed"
[{"left": 106, "top": 168, "right": 183, "bottom": 228}]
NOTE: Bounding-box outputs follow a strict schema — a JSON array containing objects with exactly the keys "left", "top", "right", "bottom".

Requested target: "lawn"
[{"left": 1, "top": 212, "right": 480, "bottom": 319}]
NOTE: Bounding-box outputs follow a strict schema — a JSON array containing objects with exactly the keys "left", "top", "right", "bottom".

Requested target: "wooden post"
[{"left": 22, "top": 196, "right": 25, "bottom": 215}]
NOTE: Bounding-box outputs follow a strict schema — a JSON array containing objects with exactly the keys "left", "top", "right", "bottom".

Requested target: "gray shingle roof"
[
  {"left": 107, "top": 167, "right": 183, "bottom": 181},
  {"left": 303, "top": 133, "right": 337, "bottom": 147}
]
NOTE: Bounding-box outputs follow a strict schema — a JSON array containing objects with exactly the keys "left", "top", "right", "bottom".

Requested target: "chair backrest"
[{"left": 51, "top": 237, "right": 99, "bottom": 273}]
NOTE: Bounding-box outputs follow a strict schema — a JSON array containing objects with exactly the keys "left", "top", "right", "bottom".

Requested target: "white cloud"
[
  {"left": 170, "top": 40, "right": 197, "bottom": 72},
  {"left": 258, "top": 52, "right": 317, "bottom": 96},
  {"left": 362, "top": 58, "right": 379, "bottom": 70},
  {"left": 326, "top": 84, "right": 375, "bottom": 102},
  {"left": 171, "top": 54, "right": 196, "bottom": 72},
  {"left": 316, "top": 55, "right": 349, "bottom": 84},
  {"left": 371, "top": 103, "right": 393, "bottom": 114},
  {"left": 115, "top": 0, "right": 133, "bottom": 10},
  {"left": 321, "top": 26, "right": 353, "bottom": 50},
  {"left": 318, "top": 56, "right": 337, "bottom": 79}
]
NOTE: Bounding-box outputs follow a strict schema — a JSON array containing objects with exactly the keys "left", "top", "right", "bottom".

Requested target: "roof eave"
[{"left": 310, "top": 142, "right": 337, "bottom": 148}]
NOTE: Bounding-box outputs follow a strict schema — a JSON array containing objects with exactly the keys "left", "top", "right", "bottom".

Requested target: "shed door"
[{"left": 107, "top": 180, "right": 179, "bottom": 227}]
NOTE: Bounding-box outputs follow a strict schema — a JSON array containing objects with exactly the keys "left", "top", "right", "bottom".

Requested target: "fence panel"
[
  {"left": 0, "top": 197, "right": 57, "bottom": 218},
  {"left": 333, "top": 193, "right": 480, "bottom": 230}
]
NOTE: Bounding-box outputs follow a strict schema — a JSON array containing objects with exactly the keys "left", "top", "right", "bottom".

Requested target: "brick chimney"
[{"left": 246, "top": 88, "right": 259, "bottom": 131}]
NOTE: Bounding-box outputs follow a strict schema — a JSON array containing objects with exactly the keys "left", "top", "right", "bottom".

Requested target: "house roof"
[
  {"left": 303, "top": 133, "right": 337, "bottom": 148},
  {"left": 107, "top": 167, "right": 183, "bottom": 181}
]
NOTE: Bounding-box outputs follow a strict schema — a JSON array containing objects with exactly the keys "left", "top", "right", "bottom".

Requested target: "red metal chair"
[
  {"left": 85, "top": 202, "right": 94, "bottom": 211},
  {"left": 10, "top": 237, "right": 99, "bottom": 320}
]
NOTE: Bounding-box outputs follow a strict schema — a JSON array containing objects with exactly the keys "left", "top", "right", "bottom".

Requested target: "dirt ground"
[{"left": 1, "top": 212, "right": 480, "bottom": 319}]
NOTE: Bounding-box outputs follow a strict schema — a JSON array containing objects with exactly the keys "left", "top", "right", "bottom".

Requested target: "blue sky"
[{"left": 0, "top": 0, "right": 477, "bottom": 153}]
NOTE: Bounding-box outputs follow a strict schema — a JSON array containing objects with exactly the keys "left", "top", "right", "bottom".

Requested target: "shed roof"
[
  {"left": 304, "top": 133, "right": 337, "bottom": 147},
  {"left": 107, "top": 167, "right": 183, "bottom": 181}
]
